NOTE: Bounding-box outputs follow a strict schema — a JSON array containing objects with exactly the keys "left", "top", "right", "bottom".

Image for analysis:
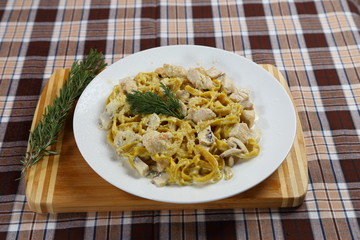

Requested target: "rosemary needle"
[{"left": 20, "top": 49, "right": 107, "bottom": 178}]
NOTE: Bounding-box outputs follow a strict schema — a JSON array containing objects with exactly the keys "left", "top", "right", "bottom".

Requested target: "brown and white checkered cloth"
[{"left": 1, "top": 0, "right": 359, "bottom": 239}]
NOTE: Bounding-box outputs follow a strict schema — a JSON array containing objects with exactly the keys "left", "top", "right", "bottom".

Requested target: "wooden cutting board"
[{"left": 25, "top": 65, "right": 308, "bottom": 213}]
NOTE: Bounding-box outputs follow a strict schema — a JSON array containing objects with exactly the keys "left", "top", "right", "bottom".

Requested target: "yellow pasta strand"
[{"left": 104, "top": 69, "right": 260, "bottom": 186}]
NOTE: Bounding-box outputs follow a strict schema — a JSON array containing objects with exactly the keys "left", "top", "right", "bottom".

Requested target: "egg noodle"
[{"left": 100, "top": 65, "right": 260, "bottom": 186}]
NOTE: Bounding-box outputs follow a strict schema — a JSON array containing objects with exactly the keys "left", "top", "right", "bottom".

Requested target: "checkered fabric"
[{"left": 1, "top": 0, "right": 359, "bottom": 239}]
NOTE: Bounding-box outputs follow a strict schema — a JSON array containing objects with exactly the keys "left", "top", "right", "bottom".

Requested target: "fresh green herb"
[
  {"left": 126, "top": 82, "right": 185, "bottom": 119},
  {"left": 20, "top": 49, "right": 107, "bottom": 178}
]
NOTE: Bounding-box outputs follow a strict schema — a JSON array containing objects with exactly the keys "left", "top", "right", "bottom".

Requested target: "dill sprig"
[
  {"left": 20, "top": 49, "right": 107, "bottom": 178},
  {"left": 126, "top": 82, "right": 185, "bottom": 119}
]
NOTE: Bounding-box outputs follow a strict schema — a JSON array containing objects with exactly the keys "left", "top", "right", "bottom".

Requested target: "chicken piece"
[
  {"left": 241, "top": 110, "right": 256, "bottom": 128},
  {"left": 133, "top": 157, "right": 149, "bottom": 176},
  {"left": 229, "top": 88, "right": 250, "bottom": 103},
  {"left": 180, "top": 101, "right": 188, "bottom": 116},
  {"left": 249, "top": 129, "right": 261, "bottom": 142},
  {"left": 163, "top": 64, "right": 187, "bottom": 78},
  {"left": 187, "top": 68, "right": 215, "bottom": 90},
  {"left": 218, "top": 74, "right": 237, "bottom": 93},
  {"left": 186, "top": 108, "right": 216, "bottom": 123},
  {"left": 176, "top": 89, "right": 190, "bottom": 101},
  {"left": 240, "top": 100, "right": 254, "bottom": 110},
  {"left": 229, "top": 93, "right": 245, "bottom": 102},
  {"left": 152, "top": 172, "right": 170, "bottom": 187},
  {"left": 155, "top": 67, "right": 165, "bottom": 76},
  {"left": 142, "top": 131, "right": 173, "bottom": 154},
  {"left": 98, "top": 111, "right": 112, "bottom": 130},
  {"left": 160, "top": 77, "right": 171, "bottom": 86},
  {"left": 194, "top": 67, "right": 206, "bottom": 75},
  {"left": 205, "top": 67, "right": 222, "bottom": 79},
  {"left": 156, "top": 160, "right": 169, "bottom": 172},
  {"left": 228, "top": 123, "right": 250, "bottom": 143},
  {"left": 99, "top": 98, "right": 124, "bottom": 130},
  {"left": 147, "top": 114, "right": 160, "bottom": 130},
  {"left": 114, "top": 130, "right": 142, "bottom": 147},
  {"left": 105, "top": 98, "right": 124, "bottom": 115},
  {"left": 119, "top": 76, "right": 137, "bottom": 94},
  {"left": 198, "top": 126, "right": 215, "bottom": 146},
  {"left": 227, "top": 137, "right": 249, "bottom": 154}
]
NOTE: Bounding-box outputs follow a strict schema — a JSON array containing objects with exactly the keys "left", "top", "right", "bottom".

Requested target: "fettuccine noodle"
[{"left": 99, "top": 64, "right": 260, "bottom": 186}]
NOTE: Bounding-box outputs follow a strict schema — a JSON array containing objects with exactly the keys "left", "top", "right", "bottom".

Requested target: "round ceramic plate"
[{"left": 73, "top": 45, "right": 296, "bottom": 204}]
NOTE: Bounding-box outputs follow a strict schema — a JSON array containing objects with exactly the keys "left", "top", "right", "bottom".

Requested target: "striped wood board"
[{"left": 25, "top": 65, "right": 308, "bottom": 213}]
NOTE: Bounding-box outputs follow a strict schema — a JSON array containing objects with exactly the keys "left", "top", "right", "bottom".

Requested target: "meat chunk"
[
  {"left": 160, "top": 77, "right": 171, "bottom": 86},
  {"left": 147, "top": 114, "right": 160, "bottom": 130},
  {"left": 187, "top": 68, "right": 215, "bottom": 90},
  {"left": 176, "top": 89, "right": 190, "bottom": 101},
  {"left": 228, "top": 123, "right": 251, "bottom": 143},
  {"left": 98, "top": 98, "right": 124, "bottom": 130},
  {"left": 180, "top": 101, "right": 187, "bottom": 116},
  {"left": 240, "top": 100, "right": 254, "bottom": 109},
  {"left": 198, "top": 126, "right": 215, "bottom": 146},
  {"left": 186, "top": 108, "right": 216, "bottom": 123},
  {"left": 142, "top": 131, "right": 173, "bottom": 154},
  {"left": 98, "top": 111, "right": 112, "bottom": 130},
  {"left": 114, "top": 130, "right": 142, "bottom": 147},
  {"left": 133, "top": 157, "right": 149, "bottom": 176},
  {"left": 152, "top": 172, "right": 170, "bottom": 187},
  {"left": 205, "top": 67, "right": 222, "bottom": 79},
  {"left": 249, "top": 129, "right": 261, "bottom": 142},
  {"left": 241, "top": 110, "right": 256, "bottom": 128},
  {"left": 156, "top": 160, "right": 169, "bottom": 172},
  {"left": 218, "top": 74, "right": 237, "bottom": 93},
  {"left": 155, "top": 67, "right": 165, "bottom": 76},
  {"left": 161, "top": 64, "right": 187, "bottom": 78},
  {"left": 106, "top": 96, "right": 125, "bottom": 114},
  {"left": 119, "top": 76, "right": 137, "bottom": 94},
  {"left": 229, "top": 88, "right": 250, "bottom": 103}
]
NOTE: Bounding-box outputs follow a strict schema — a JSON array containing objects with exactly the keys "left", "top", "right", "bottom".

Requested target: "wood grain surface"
[{"left": 25, "top": 65, "right": 308, "bottom": 213}]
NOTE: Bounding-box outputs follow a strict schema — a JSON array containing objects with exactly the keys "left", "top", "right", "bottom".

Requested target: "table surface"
[{"left": 1, "top": 0, "right": 359, "bottom": 239}]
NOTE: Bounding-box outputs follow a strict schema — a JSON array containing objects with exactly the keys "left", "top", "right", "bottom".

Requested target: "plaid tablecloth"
[{"left": 1, "top": 0, "right": 360, "bottom": 239}]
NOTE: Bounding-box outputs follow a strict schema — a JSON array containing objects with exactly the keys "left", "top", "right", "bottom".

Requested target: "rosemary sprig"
[
  {"left": 126, "top": 82, "right": 185, "bottom": 119},
  {"left": 20, "top": 49, "right": 107, "bottom": 178}
]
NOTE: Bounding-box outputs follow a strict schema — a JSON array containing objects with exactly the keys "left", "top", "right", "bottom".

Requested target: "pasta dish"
[{"left": 99, "top": 64, "right": 260, "bottom": 186}]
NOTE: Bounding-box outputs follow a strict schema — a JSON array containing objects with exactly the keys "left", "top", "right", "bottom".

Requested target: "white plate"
[{"left": 73, "top": 45, "right": 296, "bottom": 204}]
